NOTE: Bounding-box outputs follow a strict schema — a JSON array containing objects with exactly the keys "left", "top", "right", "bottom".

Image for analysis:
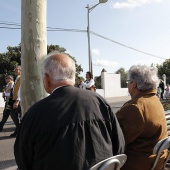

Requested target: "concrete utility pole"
[{"left": 21, "top": 0, "right": 47, "bottom": 115}]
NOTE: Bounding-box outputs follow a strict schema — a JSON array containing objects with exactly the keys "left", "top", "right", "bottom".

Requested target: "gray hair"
[
  {"left": 42, "top": 51, "right": 75, "bottom": 83},
  {"left": 128, "top": 65, "right": 159, "bottom": 91}
]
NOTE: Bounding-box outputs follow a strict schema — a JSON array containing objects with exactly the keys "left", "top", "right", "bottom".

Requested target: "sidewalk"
[
  {"left": 0, "top": 95, "right": 130, "bottom": 170},
  {"left": 106, "top": 95, "right": 130, "bottom": 104}
]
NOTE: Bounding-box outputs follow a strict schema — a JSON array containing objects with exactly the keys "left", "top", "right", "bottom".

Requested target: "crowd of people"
[{"left": 0, "top": 51, "right": 169, "bottom": 170}]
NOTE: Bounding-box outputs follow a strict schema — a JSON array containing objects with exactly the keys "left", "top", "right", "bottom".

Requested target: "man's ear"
[
  {"left": 131, "top": 81, "right": 137, "bottom": 88},
  {"left": 43, "top": 73, "right": 52, "bottom": 94}
]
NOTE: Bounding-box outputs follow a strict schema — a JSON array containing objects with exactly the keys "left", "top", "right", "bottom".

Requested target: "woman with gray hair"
[{"left": 116, "top": 65, "right": 168, "bottom": 170}]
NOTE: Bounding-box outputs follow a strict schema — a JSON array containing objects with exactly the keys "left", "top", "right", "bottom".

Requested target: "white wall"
[
  {"left": 100, "top": 71, "right": 128, "bottom": 98},
  {"left": 96, "top": 89, "right": 105, "bottom": 98}
]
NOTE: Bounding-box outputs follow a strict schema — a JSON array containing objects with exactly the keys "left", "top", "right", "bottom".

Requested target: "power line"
[
  {"left": 91, "top": 31, "right": 167, "bottom": 60},
  {"left": 47, "top": 27, "right": 86, "bottom": 33},
  {"left": 0, "top": 20, "right": 20, "bottom": 25},
  {"left": 0, "top": 22, "right": 86, "bottom": 32},
  {"left": 0, "top": 21, "right": 167, "bottom": 60},
  {"left": 0, "top": 22, "right": 21, "bottom": 26},
  {"left": 0, "top": 27, "right": 20, "bottom": 29}
]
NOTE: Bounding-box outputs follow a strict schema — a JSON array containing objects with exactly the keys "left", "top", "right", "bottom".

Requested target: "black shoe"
[{"left": 10, "top": 132, "right": 17, "bottom": 138}]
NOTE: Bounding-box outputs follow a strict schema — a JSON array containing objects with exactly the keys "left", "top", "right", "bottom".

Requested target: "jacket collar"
[{"left": 124, "top": 89, "right": 157, "bottom": 106}]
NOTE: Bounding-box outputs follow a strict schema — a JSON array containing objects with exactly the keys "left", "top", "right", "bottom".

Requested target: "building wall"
[{"left": 100, "top": 71, "right": 128, "bottom": 98}]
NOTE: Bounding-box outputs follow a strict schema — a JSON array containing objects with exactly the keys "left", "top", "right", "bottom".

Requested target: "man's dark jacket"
[{"left": 14, "top": 86, "right": 125, "bottom": 170}]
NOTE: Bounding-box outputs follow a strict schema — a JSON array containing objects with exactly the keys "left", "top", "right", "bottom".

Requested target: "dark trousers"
[
  {"left": 10, "top": 104, "right": 21, "bottom": 133},
  {"left": 0, "top": 102, "right": 11, "bottom": 130},
  {"left": 0, "top": 107, "right": 11, "bottom": 129}
]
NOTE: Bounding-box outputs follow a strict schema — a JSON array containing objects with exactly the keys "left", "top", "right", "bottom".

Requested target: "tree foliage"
[
  {"left": 0, "top": 44, "right": 83, "bottom": 75},
  {"left": 95, "top": 76, "right": 101, "bottom": 89},
  {"left": 0, "top": 44, "right": 83, "bottom": 91},
  {"left": 0, "top": 45, "right": 21, "bottom": 75},
  {"left": 157, "top": 59, "right": 170, "bottom": 85},
  {"left": 115, "top": 67, "right": 128, "bottom": 88}
]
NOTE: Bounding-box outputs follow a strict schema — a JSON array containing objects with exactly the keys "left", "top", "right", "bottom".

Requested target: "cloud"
[
  {"left": 93, "top": 58, "right": 118, "bottom": 67},
  {"left": 111, "top": 0, "right": 162, "bottom": 9},
  {"left": 91, "top": 49, "right": 100, "bottom": 56}
]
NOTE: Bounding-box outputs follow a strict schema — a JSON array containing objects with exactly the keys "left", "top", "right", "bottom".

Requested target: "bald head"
[
  {"left": 50, "top": 53, "right": 74, "bottom": 71},
  {"left": 43, "top": 51, "right": 75, "bottom": 83},
  {"left": 42, "top": 51, "right": 76, "bottom": 93}
]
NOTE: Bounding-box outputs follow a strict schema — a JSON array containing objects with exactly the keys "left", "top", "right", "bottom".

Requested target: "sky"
[{"left": 0, "top": 0, "right": 170, "bottom": 77}]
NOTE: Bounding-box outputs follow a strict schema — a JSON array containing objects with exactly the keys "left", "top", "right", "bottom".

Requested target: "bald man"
[{"left": 14, "top": 51, "right": 125, "bottom": 170}]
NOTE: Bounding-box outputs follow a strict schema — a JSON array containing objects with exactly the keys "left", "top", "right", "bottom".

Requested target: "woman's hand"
[{"left": 13, "top": 100, "right": 20, "bottom": 109}]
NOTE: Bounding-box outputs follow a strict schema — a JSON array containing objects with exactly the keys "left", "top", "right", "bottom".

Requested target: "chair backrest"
[
  {"left": 150, "top": 137, "right": 170, "bottom": 170},
  {"left": 165, "top": 110, "right": 170, "bottom": 137},
  {"left": 89, "top": 154, "right": 127, "bottom": 170}
]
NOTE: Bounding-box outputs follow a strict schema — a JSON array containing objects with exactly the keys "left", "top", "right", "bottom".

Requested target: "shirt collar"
[{"left": 52, "top": 85, "right": 67, "bottom": 93}]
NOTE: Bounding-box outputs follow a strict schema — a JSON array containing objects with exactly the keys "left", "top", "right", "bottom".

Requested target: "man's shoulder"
[
  {"left": 53, "top": 86, "right": 107, "bottom": 106},
  {"left": 26, "top": 95, "right": 51, "bottom": 113}
]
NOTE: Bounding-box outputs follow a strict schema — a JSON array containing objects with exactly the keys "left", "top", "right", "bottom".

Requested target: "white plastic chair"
[
  {"left": 151, "top": 137, "right": 170, "bottom": 170},
  {"left": 89, "top": 154, "right": 127, "bottom": 170},
  {"left": 165, "top": 110, "right": 170, "bottom": 137}
]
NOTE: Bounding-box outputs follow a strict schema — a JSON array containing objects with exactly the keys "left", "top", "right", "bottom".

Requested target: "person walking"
[
  {"left": 14, "top": 51, "right": 125, "bottom": 170},
  {"left": 159, "top": 80, "right": 165, "bottom": 100},
  {"left": 10, "top": 65, "right": 21, "bottom": 137},
  {"left": 0, "top": 75, "right": 14, "bottom": 131},
  {"left": 164, "top": 84, "right": 170, "bottom": 99}
]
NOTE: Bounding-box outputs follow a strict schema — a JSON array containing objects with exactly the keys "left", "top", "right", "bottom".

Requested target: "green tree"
[
  {"left": 0, "top": 45, "right": 21, "bottom": 75},
  {"left": 0, "top": 44, "right": 83, "bottom": 91},
  {"left": 0, "top": 45, "right": 21, "bottom": 91},
  {"left": 115, "top": 67, "right": 128, "bottom": 88},
  {"left": 95, "top": 76, "right": 101, "bottom": 89},
  {"left": 157, "top": 59, "right": 170, "bottom": 85},
  {"left": 0, "top": 44, "right": 83, "bottom": 76}
]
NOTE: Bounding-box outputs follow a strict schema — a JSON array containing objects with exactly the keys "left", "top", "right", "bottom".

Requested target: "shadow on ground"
[
  {"left": 0, "top": 159, "right": 17, "bottom": 170},
  {"left": 3, "top": 127, "right": 15, "bottom": 133},
  {"left": 0, "top": 136, "right": 11, "bottom": 140}
]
